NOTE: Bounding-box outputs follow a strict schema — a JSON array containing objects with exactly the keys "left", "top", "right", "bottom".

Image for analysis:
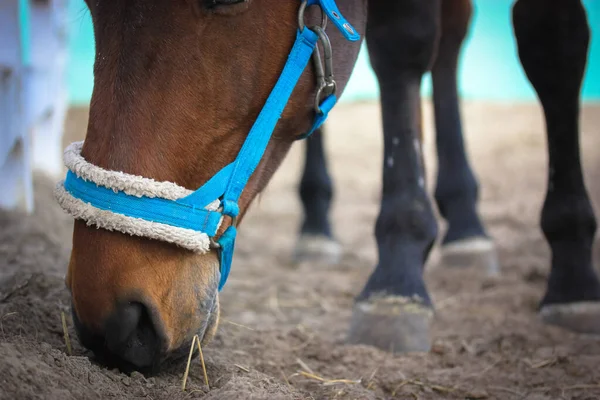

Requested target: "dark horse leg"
[
  {"left": 431, "top": 0, "right": 499, "bottom": 274},
  {"left": 513, "top": 0, "right": 600, "bottom": 333},
  {"left": 347, "top": 0, "right": 440, "bottom": 352},
  {"left": 294, "top": 0, "right": 499, "bottom": 275},
  {"left": 293, "top": 127, "right": 342, "bottom": 264}
]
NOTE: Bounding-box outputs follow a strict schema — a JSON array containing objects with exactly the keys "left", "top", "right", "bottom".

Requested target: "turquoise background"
[{"left": 66, "top": 0, "right": 600, "bottom": 105}]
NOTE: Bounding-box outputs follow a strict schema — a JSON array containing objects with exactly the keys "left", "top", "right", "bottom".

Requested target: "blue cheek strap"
[{"left": 55, "top": 1, "right": 359, "bottom": 292}]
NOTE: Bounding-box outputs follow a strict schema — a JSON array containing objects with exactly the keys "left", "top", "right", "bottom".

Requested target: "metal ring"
[
  {"left": 314, "top": 83, "right": 326, "bottom": 114},
  {"left": 216, "top": 205, "right": 239, "bottom": 228},
  {"left": 298, "top": 0, "right": 328, "bottom": 32},
  {"left": 314, "top": 81, "right": 337, "bottom": 114},
  {"left": 209, "top": 238, "right": 221, "bottom": 250}
]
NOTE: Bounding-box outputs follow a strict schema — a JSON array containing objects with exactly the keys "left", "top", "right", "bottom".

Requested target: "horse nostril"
[{"left": 104, "top": 302, "right": 162, "bottom": 369}]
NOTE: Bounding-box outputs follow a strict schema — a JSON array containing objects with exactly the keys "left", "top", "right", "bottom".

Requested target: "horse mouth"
[
  {"left": 71, "top": 296, "right": 220, "bottom": 375},
  {"left": 157, "top": 298, "right": 220, "bottom": 373}
]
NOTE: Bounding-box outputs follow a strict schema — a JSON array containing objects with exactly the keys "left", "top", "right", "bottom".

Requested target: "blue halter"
[{"left": 61, "top": 0, "right": 359, "bottom": 291}]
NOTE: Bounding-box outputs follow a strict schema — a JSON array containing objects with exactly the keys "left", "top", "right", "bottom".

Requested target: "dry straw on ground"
[{"left": 182, "top": 335, "right": 210, "bottom": 391}]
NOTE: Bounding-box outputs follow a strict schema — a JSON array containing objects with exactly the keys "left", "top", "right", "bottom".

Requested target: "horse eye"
[{"left": 204, "top": 0, "right": 246, "bottom": 8}]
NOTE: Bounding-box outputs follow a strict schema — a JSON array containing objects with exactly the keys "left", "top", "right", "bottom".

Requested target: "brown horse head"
[{"left": 66, "top": 0, "right": 364, "bottom": 370}]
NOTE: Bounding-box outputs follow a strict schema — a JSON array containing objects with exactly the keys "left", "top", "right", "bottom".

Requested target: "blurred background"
[{"left": 64, "top": 0, "right": 600, "bottom": 105}]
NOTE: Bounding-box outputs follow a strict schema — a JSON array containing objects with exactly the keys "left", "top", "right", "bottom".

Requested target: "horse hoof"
[
  {"left": 293, "top": 234, "right": 342, "bottom": 265},
  {"left": 540, "top": 302, "right": 600, "bottom": 334},
  {"left": 440, "top": 237, "right": 499, "bottom": 276},
  {"left": 347, "top": 296, "right": 433, "bottom": 353}
]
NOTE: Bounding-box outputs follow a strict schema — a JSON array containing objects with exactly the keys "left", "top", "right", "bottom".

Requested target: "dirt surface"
[{"left": 2, "top": 102, "right": 600, "bottom": 400}]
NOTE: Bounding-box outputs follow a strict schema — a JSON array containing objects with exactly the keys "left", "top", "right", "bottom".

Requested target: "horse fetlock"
[
  {"left": 293, "top": 233, "right": 342, "bottom": 265},
  {"left": 440, "top": 236, "right": 499, "bottom": 276},
  {"left": 347, "top": 295, "right": 433, "bottom": 353},
  {"left": 540, "top": 301, "right": 600, "bottom": 334},
  {"left": 541, "top": 193, "right": 596, "bottom": 244}
]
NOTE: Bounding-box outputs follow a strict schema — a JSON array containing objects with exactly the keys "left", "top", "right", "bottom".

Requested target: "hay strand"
[
  {"left": 61, "top": 311, "right": 72, "bottom": 356},
  {"left": 222, "top": 319, "right": 255, "bottom": 331},
  {"left": 234, "top": 364, "right": 250, "bottom": 373},
  {"left": 196, "top": 335, "right": 210, "bottom": 389},
  {"left": 524, "top": 357, "right": 557, "bottom": 369},
  {"left": 297, "top": 371, "right": 361, "bottom": 386},
  {"left": 181, "top": 335, "right": 198, "bottom": 391},
  {"left": 296, "top": 358, "right": 314, "bottom": 375},
  {"left": 298, "top": 371, "right": 326, "bottom": 382},
  {"left": 182, "top": 335, "right": 210, "bottom": 391},
  {"left": 391, "top": 379, "right": 455, "bottom": 396},
  {"left": 279, "top": 367, "right": 291, "bottom": 387},
  {"left": 366, "top": 367, "right": 379, "bottom": 390}
]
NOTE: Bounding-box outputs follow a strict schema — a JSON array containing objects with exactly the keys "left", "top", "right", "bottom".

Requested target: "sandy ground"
[{"left": 1, "top": 101, "right": 600, "bottom": 400}]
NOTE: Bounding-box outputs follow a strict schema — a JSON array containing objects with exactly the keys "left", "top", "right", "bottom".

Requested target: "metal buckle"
[
  {"left": 310, "top": 25, "right": 336, "bottom": 114},
  {"left": 210, "top": 210, "right": 238, "bottom": 250},
  {"left": 298, "top": 1, "right": 337, "bottom": 115}
]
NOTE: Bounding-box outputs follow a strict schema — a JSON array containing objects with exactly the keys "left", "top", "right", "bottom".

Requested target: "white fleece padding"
[
  {"left": 64, "top": 141, "right": 209, "bottom": 202},
  {"left": 55, "top": 141, "right": 223, "bottom": 252}
]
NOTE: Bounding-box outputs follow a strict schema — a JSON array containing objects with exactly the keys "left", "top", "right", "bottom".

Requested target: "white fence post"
[{"left": 0, "top": 0, "right": 69, "bottom": 213}]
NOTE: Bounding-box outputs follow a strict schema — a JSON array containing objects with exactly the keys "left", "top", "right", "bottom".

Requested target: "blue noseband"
[{"left": 61, "top": 0, "right": 359, "bottom": 291}]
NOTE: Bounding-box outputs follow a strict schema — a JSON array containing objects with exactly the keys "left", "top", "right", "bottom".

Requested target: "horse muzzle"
[{"left": 72, "top": 293, "right": 220, "bottom": 372}]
